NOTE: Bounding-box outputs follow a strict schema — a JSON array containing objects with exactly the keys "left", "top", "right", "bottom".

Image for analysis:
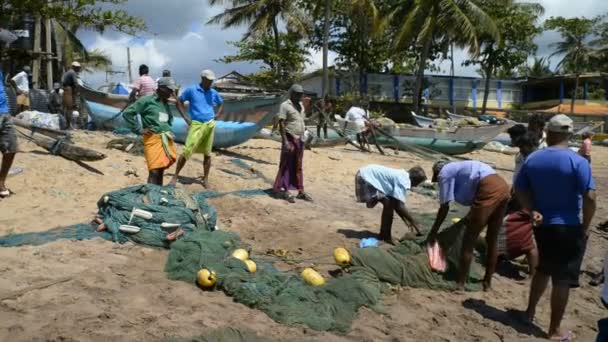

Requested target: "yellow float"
[
  {"left": 231, "top": 248, "right": 249, "bottom": 261},
  {"left": 301, "top": 268, "right": 325, "bottom": 286},
  {"left": 197, "top": 269, "right": 217, "bottom": 289},
  {"left": 244, "top": 259, "right": 257, "bottom": 273},
  {"left": 452, "top": 217, "right": 461, "bottom": 224},
  {"left": 333, "top": 247, "right": 351, "bottom": 266}
]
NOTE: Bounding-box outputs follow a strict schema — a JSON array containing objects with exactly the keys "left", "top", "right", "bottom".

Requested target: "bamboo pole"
[
  {"left": 45, "top": 12, "right": 53, "bottom": 89},
  {"left": 32, "top": 17, "right": 42, "bottom": 88}
]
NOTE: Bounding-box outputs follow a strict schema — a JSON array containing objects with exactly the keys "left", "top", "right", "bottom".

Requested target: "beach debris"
[
  {"left": 483, "top": 141, "right": 518, "bottom": 155},
  {"left": 8, "top": 167, "right": 23, "bottom": 177},
  {"left": 15, "top": 126, "right": 105, "bottom": 162},
  {"left": 197, "top": 269, "right": 217, "bottom": 289},
  {"left": 333, "top": 248, "right": 351, "bottom": 267},
  {"left": 359, "top": 237, "right": 379, "bottom": 248},
  {"left": 165, "top": 228, "right": 184, "bottom": 241},
  {"left": 301, "top": 268, "right": 325, "bottom": 286},
  {"left": 124, "top": 169, "right": 139, "bottom": 178}
]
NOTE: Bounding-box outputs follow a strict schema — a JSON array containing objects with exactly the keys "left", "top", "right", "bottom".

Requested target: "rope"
[{"left": 50, "top": 137, "right": 67, "bottom": 155}]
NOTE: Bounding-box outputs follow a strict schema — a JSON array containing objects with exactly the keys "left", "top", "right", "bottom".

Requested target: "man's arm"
[
  {"left": 515, "top": 189, "right": 543, "bottom": 226},
  {"left": 428, "top": 203, "right": 450, "bottom": 241},
  {"left": 175, "top": 97, "right": 191, "bottom": 125},
  {"left": 122, "top": 99, "right": 144, "bottom": 134},
  {"left": 582, "top": 190, "right": 596, "bottom": 235},
  {"left": 394, "top": 202, "right": 422, "bottom": 235},
  {"left": 214, "top": 92, "right": 224, "bottom": 119},
  {"left": 215, "top": 103, "right": 224, "bottom": 119}
]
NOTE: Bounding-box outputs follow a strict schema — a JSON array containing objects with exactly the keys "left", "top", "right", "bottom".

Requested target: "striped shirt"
[{"left": 133, "top": 75, "right": 157, "bottom": 97}]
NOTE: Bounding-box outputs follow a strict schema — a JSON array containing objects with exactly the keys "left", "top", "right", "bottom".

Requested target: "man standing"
[
  {"left": 515, "top": 114, "right": 595, "bottom": 341},
  {"left": 427, "top": 160, "right": 510, "bottom": 291},
  {"left": 344, "top": 102, "right": 370, "bottom": 151},
  {"left": 62, "top": 61, "right": 81, "bottom": 129},
  {"left": 272, "top": 84, "right": 312, "bottom": 203},
  {"left": 130, "top": 64, "right": 156, "bottom": 101},
  {"left": 0, "top": 69, "right": 17, "bottom": 198},
  {"left": 355, "top": 164, "right": 427, "bottom": 243},
  {"left": 122, "top": 77, "right": 178, "bottom": 185},
  {"left": 10, "top": 66, "right": 31, "bottom": 113},
  {"left": 170, "top": 69, "right": 223, "bottom": 188}
]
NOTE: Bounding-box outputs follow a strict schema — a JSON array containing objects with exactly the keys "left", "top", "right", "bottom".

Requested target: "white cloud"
[{"left": 304, "top": 48, "right": 337, "bottom": 73}]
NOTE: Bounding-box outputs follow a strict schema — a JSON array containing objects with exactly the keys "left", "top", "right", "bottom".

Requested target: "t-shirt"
[
  {"left": 0, "top": 71, "right": 9, "bottom": 114},
  {"left": 179, "top": 84, "right": 223, "bottom": 123},
  {"left": 438, "top": 161, "right": 496, "bottom": 206},
  {"left": 276, "top": 99, "right": 305, "bottom": 137},
  {"left": 345, "top": 106, "right": 368, "bottom": 124},
  {"left": 11, "top": 71, "right": 29, "bottom": 93},
  {"left": 514, "top": 147, "right": 595, "bottom": 225},
  {"left": 122, "top": 95, "right": 174, "bottom": 134},
  {"left": 358, "top": 165, "right": 411, "bottom": 202},
  {"left": 62, "top": 69, "right": 79, "bottom": 88},
  {"left": 579, "top": 138, "right": 591, "bottom": 156},
  {"left": 133, "top": 75, "right": 157, "bottom": 97}
]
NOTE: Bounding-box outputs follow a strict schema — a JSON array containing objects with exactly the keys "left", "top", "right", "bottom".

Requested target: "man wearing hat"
[
  {"left": 10, "top": 66, "right": 31, "bottom": 113},
  {"left": 170, "top": 69, "right": 223, "bottom": 188},
  {"left": 62, "top": 61, "right": 82, "bottom": 129},
  {"left": 514, "top": 114, "right": 596, "bottom": 340},
  {"left": 122, "top": 77, "right": 179, "bottom": 185},
  {"left": 427, "top": 160, "right": 510, "bottom": 291},
  {"left": 272, "top": 84, "right": 313, "bottom": 203}
]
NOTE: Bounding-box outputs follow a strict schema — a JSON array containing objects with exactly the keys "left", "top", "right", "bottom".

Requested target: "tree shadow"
[
  {"left": 336, "top": 228, "right": 380, "bottom": 240},
  {"left": 462, "top": 299, "right": 546, "bottom": 338},
  {"left": 216, "top": 149, "right": 275, "bottom": 165}
]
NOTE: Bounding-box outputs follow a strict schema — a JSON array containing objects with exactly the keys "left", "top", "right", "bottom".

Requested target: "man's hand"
[
  {"left": 531, "top": 210, "right": 543, "bottom": 227},
  {"left": 141, "top": 128, "right": 152, "bottom": 136},
  {"left": 426, "top": 232, "right": 438, "bottom": 245},
  {"left": 283, "top": 141, "right": 294, "bottom": 152}
]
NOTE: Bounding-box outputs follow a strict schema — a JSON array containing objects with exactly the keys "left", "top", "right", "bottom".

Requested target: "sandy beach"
[{"left": 0, "top": 131, "right": 606, "bottom": 341}]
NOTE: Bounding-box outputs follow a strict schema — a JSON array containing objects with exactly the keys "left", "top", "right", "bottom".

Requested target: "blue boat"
[{"left": 79, "top": 85, "right": 281, "bottom": 148}]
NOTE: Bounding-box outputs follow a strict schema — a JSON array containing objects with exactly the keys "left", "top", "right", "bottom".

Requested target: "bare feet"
[
  {"left": 168, "top": 177, "right": 178, "bottom": 187},
  {"left": 548, "top": 330, "right": 574, "bottom": 341},
  {"left": 483, "top": 279, "right": 492, "bottom": 292}
]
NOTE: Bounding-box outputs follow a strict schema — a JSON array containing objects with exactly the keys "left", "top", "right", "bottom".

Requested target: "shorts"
[
  {"left": 534, "top": 224, "right": 587, "bottom": 288},
  {"left": 0, "top": 115, "right": 17, "bottom": 154},
  {"left": 183, "top": 120, "right": 215, "bottom": 159},
  {"left": 355, "top": 171, "right": 385, "bottom": 206},
  {"left": 468, "top": 174, "right": 510, "bottom": 229},
  {"left": 16, "top": 93, "right": 30, "bottom": 107}
]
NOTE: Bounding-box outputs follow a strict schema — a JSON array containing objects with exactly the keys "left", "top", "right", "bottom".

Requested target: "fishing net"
[
  {"left": 164, "top": 328, "right": 289, "bottom": 342},
  {"left": 0, "top": 184, "right": 482, "bottom": 333}
]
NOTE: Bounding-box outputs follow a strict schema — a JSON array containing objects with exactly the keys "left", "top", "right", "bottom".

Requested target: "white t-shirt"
[
  {"left": 11, "top": 71, "right": 29, "bottom": 93},
  {"left": 345, "top": 106, "right": 369, "bottom": 132}
]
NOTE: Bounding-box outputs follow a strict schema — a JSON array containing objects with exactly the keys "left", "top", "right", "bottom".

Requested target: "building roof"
[{"left": 214, "top": 70, "right": 266, "bottom": 93}]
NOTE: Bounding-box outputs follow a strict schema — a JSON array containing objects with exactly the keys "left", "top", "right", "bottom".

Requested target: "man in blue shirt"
[
  {"left": 170, "top": 69, "right": 223, "bottom": 188},
  {"left": 0, "top": 70, "right": 18, "bottom": 198},
  {"left": 515, "top": 114, "right": 596, "bottom": 341}
]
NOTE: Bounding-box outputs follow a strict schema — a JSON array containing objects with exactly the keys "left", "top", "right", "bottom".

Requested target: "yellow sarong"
[
  {"left": 183, "top": 120, "right": 215, "bottom": 159},
  {"left": 143, "top": 132, "right": 177, "bottom": 171}
]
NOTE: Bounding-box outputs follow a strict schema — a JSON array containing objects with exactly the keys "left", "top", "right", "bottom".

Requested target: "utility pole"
[
  {"left": 127, "top": 47, "right": 133, "bottom": 83},
  {"left": 45, "top": 11, "right": 53, "bottom": 90},
  {"left": 32, "top": 16, "right": 42, "bottom": 88}
]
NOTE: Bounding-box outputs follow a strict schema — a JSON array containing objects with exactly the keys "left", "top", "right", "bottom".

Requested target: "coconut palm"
[
  {"left": 54, "top": 21, "right": 112, "bottom": 72},
  {"left": 524, "top": 57, "right": 553, "bottom": 78},
  {"left": 207, "top": 0, "right": 310, "bottom": 75},
  {"left": 385, "top": 0, "right": 499, "bottom": 113}
]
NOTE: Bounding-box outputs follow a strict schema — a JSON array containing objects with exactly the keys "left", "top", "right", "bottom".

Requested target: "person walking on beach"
[
  {"left": 130, "top": 64, "right": 156, "bottom": 101},
  {"left": 61, "top": 61, "right": 81, "bottom": 129},
  {"left": 170, "top": 69, "right": 223, "bottom": 188},
  {"left": 10, "top": 66, "right": 31, "bottom": 113},
  {"left": 355, "top": 164, "right": 427, "bottom": 243},
  {"left": 273, "top": 84, "right": 313, "bottom": 203},
  {"left": 515, "top": 114, "right": 596, "bottom": 341},
  {"left": 0, "top": 69, "right": 17, "bottom": 198},
  {"left": 122, "top": 77, "right": 179, "bottom": 185},
  {"left": 315, "top": 95, "right": 335, "bottom": 139},
  {"left": 427, "top": 160, "right": 510, "bottom": 291},
  {"left": 578, "top": 132, "right": 592, "bottom": 164}
]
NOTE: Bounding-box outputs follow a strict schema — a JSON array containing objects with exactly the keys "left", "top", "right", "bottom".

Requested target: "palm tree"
[
  {"left": 207, "top": 0, "right": 310, "bottom": 76},
  {"left": 546, "top": 17, "right": 597, "bottom": 113},
  {"left": 385, "top": 0, "right": 499, "bottom": 113},
  {"left": 525, "top": 57, "right": 553, "bottom": 78},
  {"left": 54, "top": 21, "right": 112, "bottom": 72}
]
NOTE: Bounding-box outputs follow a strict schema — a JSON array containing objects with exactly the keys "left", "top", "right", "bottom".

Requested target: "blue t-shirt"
[
  {"left": 358, "top": 165, "right": 411, "bottom": 203},
  {"left": 0, "top": 71, "right": 9, "bottom": 114},
  {"left": 438, "top": 161, "right": 496, "bottom": 205},
  {"left": 514, "top": 147, "right": 595, "bottom": 225},
  {"left": 179, "top": 84, "right": 223, "bottom": 123}
]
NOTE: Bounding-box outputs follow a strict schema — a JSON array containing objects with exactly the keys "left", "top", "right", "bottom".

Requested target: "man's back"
[
  {"left": 515, "top": 147, "right": 594, "bottom": 225},
  {"left": 134, "top": 75, "right": 156, "bottom": 97}
]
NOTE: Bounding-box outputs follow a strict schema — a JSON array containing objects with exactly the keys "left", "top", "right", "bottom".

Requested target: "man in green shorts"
[{"left": 170, "top": 69, "right": 223, "bottom": 188}]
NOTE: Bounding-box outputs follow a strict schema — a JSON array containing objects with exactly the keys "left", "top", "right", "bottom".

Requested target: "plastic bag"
[{"left": 427, "top": 241, "right": 446, "bottom": 272}]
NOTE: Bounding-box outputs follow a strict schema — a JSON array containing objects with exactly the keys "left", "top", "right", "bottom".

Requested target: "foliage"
[
  {"left": 590, "top": 19, "right": 608, "bottom": 72},
  {"left": 544, "top": 16, "right": 599, "bottom": 74},
  {"left": 0, "top": 0, "right": 145, "bottom": 34},
  {"left": 520, "top": 56, "right": 553, "bottom": 78}
]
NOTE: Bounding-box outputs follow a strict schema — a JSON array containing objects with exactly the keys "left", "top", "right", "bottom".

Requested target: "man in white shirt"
[
  {"left": 344, "top": 104, "right": 371, "bottom": 150},
  {"left": 10, "top": 66, "right": 31, "bottom": 112}
]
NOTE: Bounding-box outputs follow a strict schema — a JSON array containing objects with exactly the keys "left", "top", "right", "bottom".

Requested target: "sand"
[{"left": 0, "top": 131, "right": 607, "bottom": 341}]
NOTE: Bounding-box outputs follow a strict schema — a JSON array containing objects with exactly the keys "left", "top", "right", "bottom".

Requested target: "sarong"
[
  {"left": 16, "top": 93, "right": 30, "bottom": 107},
  {"left": 143, "top": 132, "right": 177, "bottom": 171},
  {"left": 273, "top": 133, "right": 304, "bottom": 192},
  {"left": 355, "top": 171, "right": 384, "bottom": 203},
  {"left": 497, "top": 211, "right": 535, "bottom": 259},
  {"left": 183, "top": 120, "right": 215, "bottom": 159},
  {"left": 468, "top": 174, "right": 510, "bottom": 228}
]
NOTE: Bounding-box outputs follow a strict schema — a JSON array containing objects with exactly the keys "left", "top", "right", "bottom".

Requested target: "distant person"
[
  {"left": 528, "top": 114, "right": 547, "bottom": 148},
  {"left": 0, "top": 69, "right": 17, "bottom": 198},
  {"left": 344, "top": 103, "right": 370, "bottom": 150},
  {"left": 129, "top": 64, "right": 156, "bottom": 101},
  {"left": 578, "top": 132, "right": 592, "bottom": 164},
  {"left": 315, "top": 95, "right": 335, "bottom": 139},
  {"left": 355, "top": 164, "right": 427, "bottom": 243},
  {"left": 170, "top": 69, "right": 223, "bottom": 188},
  {"left": 156, "top": 69, "right": 171, "bottom": 84},
  {"left": 10, "top": 66, "right": 31, "bottom": 113},
  {"left": 515, "top": 114, "right": 596, "bottom": 341},
  {"left": 48, "top": 82, "right": 63, "bottom": 115},
  {"left": 122, "top": 77, "right": 178, "bottom": 186},
  {"left": 62, "top": 61, "right": 81, "bottom": 129},
  {"left": 427, "top": 160, "right": 510, "bottom": 291},
  {"left": 272, "top": 84, "right": 312, "bottom": 203},
  {"left": 507, "top": 131, "right": 540, "bottom": 213}
]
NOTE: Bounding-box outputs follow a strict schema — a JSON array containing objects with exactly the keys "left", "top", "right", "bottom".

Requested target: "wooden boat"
[
  {"left": 79, "top": 85, "right": 281, "bottom": 148},
  {"left": 446, "top": 111, "right": 468, "bottom": 121},
  {"left": 411, "top": 112, "right": 433, "bottom": 128}
]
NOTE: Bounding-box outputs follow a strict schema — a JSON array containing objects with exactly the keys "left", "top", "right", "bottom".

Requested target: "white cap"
[
  {"left": 547, "top": 114, "right": 573, "bottom": 134},
  {"left": 201, "top": 69, "right": 216, "bottom": 80},
  {"left": 72, "top": 110, "right": 80, "bottom": 117},
  {"left": 71, "top": 61, "right": 81, "bottom": 67}
]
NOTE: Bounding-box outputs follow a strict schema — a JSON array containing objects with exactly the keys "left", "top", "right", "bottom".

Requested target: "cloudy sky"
[{"left": 78, "top": 0, "right": 606, "bottom": 87}]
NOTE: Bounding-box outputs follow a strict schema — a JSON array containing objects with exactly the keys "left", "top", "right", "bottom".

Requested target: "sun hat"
[
  {"left": 71, "top": 61, "right": 81, "bottom": 67},
  {"left": 201, "top": 69, "right": 216, "bottom": 80},
  {"left": 546, "top": 114, "right": 573, "bottom": 134},
  {"left": 158, "top": 77, "right": 178, "bottom": 91}
]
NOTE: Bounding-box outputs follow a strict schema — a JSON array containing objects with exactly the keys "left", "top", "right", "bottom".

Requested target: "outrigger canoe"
[{"left": 79, "top": 85, "right": 281, "bottom": 148}]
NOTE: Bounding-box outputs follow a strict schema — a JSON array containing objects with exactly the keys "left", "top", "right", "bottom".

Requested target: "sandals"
[
  {"left": 0, "top": 189, "right": 15, "bottom": 198},
  {"left": 296, "top": 192, "right": 313, "bottom": 202},
  {"left": 276, "top": 191, "right": 296, "bottom": 203},
  {"left": 549, "top": 331, "right": 575, "bottom": 341}
]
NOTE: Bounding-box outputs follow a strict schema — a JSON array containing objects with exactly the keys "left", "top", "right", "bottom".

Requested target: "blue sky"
[{"left": 79, "top": 0, "right": 607, "bottom": 87}]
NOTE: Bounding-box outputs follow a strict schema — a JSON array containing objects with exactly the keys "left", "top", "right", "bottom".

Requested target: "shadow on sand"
[{"left": 462, "top": 298, "right": 546, "bottom": 338}]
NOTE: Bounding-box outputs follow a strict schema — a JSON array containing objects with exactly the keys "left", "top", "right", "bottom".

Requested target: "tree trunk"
[
  {"left": 271, "top": 19, "right": 281, "bottom": 76},
  {"left": 571, "top": 74, "right": 579, "bottom": 114},
  {"left": 481, "top": 64, "right": 493, "bottom": 115},
  {"left": 413, "top": 37, "right": 432, "bottom": 114},
  {"left": 450, "top": 42, "right": 455, "bottom": 112},
  {"left": 321, "top": 0, "right": 331, "bottom": 98}
]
